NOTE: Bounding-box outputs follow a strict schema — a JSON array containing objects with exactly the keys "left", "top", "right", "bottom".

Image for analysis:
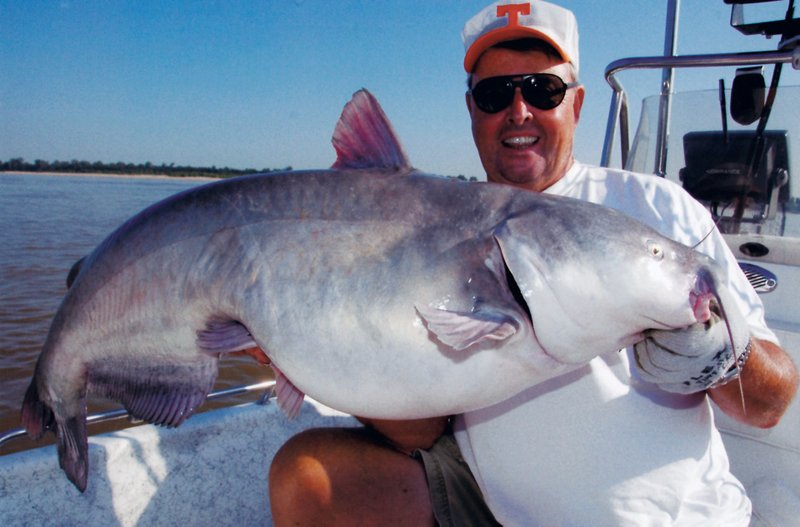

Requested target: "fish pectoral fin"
[
  {"left": 416, "top": 305, "right": 518, "bottom": 351},
  {"left": 197, "top": 319, "right": 272, "bottom": 365},
  {"left": 270, "top": 365, "right": 305, "bottom": 419}
]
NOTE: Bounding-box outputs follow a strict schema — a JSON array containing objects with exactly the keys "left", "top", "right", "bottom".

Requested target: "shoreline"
[{"left": 0, "top": 170, "right": 219, "bottom": 182}]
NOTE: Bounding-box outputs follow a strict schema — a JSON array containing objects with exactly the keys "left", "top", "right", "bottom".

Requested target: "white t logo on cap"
[{"left": 497, "top": 3, "right": 531, "bottom": 27}]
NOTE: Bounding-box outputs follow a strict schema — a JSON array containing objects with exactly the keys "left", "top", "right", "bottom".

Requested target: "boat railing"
[
  {"left": 601, "top": 48, "right": 800, "bottom": 173},
  {"left": 0, "top": 380, "right": 276, "bottom": 451}
]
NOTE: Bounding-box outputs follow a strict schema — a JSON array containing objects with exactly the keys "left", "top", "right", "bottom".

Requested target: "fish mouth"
[
  {"left": 638, "top": 267, "right": 718, "bottom": 333},
  {"left": 691, "top": 268, "right": 718, "bottom": 324}
]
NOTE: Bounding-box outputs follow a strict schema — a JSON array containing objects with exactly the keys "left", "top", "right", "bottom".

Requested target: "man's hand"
[{"left": 634, "top": 299, "right": 750, "bottom": 394}]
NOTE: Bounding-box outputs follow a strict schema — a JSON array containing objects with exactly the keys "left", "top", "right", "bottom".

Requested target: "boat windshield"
[{"left": 626, "top": 86, "right": 800, "bottom": 238}]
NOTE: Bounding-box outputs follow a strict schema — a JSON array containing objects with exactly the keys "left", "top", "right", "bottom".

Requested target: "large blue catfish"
[{"left": 23, "top": 90, "right": 721, "bottom": 491}]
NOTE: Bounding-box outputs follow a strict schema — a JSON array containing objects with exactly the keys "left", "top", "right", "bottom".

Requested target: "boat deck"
[{"left": 0, "top": 399, "right": 357, "bottom": 526}]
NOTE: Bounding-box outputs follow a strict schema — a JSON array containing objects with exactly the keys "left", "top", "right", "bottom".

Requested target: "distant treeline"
[
  {"left": 0, "top": 158, "right": 291, "bottom": 179},
  {"left": 1, "top": 157, "right": 479, "bottom": 182}
]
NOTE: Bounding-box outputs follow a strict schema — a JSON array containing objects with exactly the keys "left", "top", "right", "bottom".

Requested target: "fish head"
[{"left": 494, "top": 196, "right": 721, "bottom": 363}]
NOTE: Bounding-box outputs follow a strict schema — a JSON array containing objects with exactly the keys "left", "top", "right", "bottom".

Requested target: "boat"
[
  {"left": 0, "top": 383, "right": 357, "bottom": 526},
  {"left": 602, "top": 1, "right": 800, "bottom": 523},
  {"left": 1, "top": 1, "right": 799, "bottom": 525}
]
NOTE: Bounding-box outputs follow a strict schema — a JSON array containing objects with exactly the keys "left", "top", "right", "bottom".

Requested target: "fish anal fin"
[
  {"left": 88, "top": 357, "right": 218, "bottom": 428},
  {"left": 416, "top": 304, "right": 518, "bottom": 351},
  {"left": 271, "top": 364, "right": 305, "bottom": 419},
  {"left": 331, "top": 89, "right": 411, "bottom": 171}
]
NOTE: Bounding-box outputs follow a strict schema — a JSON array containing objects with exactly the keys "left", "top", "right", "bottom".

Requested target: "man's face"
[{"left": 467, "top": 47, "right": 584, "bottom": 192}]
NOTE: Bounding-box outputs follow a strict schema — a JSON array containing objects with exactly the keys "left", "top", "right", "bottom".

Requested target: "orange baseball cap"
[{"left": 462, "top": 1, "right": 579, "bottom": 74}]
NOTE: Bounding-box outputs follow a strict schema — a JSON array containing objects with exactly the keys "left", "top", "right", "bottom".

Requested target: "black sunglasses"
[{"left": 469, "top": 73, "right": 580, "bottom": 114}]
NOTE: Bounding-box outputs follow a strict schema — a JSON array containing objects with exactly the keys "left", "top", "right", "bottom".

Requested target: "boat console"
[
  {"left": 726, "top": 0, "right": 800, "bottom": 45},
  {"left": 679, "top": 130, "right": 790, "bottom": 233}
]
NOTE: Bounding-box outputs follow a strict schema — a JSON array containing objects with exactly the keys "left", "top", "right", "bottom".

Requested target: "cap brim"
[{"left": 463, "top": 27, "right": 570, "bottom": 73}]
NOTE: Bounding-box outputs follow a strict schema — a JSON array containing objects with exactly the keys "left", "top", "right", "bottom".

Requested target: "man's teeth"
[{"left": 503, "top": 136, "right": 538, "bottom": 146}]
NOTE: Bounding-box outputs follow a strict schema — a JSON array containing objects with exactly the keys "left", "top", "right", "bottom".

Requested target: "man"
[{"left": 269, "top": 2, "right": 798, "bottom": 525}]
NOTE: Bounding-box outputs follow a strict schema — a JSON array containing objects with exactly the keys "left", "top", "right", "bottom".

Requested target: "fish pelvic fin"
[
  {"left": 416, "top": 304, "right": 518, "bottom": 351},
  {"left": 330, "top": 89, "right": 411, "bottom": 171},
  {"left": 197, "top": 319, "right": 258, "bottom": 354},
  {"left": 197, "top": 318, "right": 271, "bottom": 365}
]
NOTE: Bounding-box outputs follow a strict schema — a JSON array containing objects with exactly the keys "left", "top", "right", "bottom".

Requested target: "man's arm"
[
  {"left": 635, "top": 297, "right": 798, "bottom": 429},
  {"left": 709, "top": 337, "right": 798, "bottom": 428}
]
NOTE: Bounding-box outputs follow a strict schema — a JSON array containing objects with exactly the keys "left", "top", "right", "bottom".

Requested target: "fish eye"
[{"left": 646, "top": 240, "right": 664, "bottom": 260}]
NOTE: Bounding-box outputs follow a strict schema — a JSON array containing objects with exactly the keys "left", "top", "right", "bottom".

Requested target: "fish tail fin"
[
  {"left": 56, "top": 414, "right": 89, "bottom": 492},
  {"left": 22, "top": 380, "right": 89, "bottom": 492},
  {"left": 21, "top": 379, "right": 54, "bottom": 440}
]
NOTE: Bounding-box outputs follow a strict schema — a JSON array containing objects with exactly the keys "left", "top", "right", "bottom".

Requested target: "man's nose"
[{"left": 507, "top": 88, "right": 534, "bottom": 125}]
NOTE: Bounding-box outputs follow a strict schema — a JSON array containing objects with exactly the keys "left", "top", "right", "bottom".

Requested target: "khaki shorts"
[{"left": 414, "top": 432, "right": 502, "bottom": 527}]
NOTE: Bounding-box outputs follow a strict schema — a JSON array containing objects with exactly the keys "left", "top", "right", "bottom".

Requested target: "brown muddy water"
[{"left": 0, "top": 173, "right": 274, "bottom": 454}]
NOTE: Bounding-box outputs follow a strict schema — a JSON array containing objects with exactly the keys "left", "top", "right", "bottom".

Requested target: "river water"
[{"left": 0, "top": 173, "right": 272, "bottom": 448}]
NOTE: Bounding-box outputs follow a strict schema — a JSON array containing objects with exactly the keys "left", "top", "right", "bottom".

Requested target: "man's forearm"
[{"left": 709, "top": 338, "right": 799, "bottom": 428}]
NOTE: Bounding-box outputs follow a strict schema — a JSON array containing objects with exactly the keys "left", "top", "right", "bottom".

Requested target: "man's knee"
[
  {"left": 268, "top": 427, "right": 435, "bottom": 526},
  {"left": 269, "top": 428, "right": 338, "bottom": 514}
]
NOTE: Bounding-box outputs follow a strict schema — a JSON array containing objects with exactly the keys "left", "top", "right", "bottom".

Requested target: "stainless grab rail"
[{"left": 0, "top": 380, "right": 276, "bottom": 451}]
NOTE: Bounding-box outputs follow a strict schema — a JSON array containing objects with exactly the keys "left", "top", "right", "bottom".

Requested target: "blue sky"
[{"left": 2, "top": 1, "right": 797, "bottom": 179}]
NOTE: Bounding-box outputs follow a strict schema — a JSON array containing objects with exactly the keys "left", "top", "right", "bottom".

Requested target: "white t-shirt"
[{"left": 454, "top": 162, "right": 779, "bottom": 526}]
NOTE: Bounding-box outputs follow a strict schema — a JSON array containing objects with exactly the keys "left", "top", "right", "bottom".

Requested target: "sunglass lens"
[
  {"left": 522, "top": 75, "right": 566, "bottom": 110},
  {"left": 472, "top": 78, "right": 514, "bottom": 114}
]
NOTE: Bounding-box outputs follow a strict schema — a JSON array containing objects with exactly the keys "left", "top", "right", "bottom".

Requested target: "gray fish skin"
[{"left": 21, "top": 90, "right": 720, "bottom": 491}]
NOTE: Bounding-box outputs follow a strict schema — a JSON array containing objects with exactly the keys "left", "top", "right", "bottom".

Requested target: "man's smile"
[{"left": 502, "top": 135, "right": 540, "bottom": 148}]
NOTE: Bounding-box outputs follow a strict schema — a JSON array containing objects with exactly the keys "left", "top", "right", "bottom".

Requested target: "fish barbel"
[{"left": 22, "top": 89, "right": 724, "bottom": 491}]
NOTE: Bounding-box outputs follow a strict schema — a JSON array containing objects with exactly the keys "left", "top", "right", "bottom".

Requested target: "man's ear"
[{"left": 572, "top": 85, "right": 585, "bottom": 124}]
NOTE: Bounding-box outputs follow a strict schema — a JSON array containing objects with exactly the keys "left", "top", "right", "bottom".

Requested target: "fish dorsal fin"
[{"left": 331, "top": 89, "right": 411, "bottom": 171}]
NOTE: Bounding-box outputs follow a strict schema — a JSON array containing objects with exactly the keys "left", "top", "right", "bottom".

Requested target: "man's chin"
[{"left": 491, "top": 169, "right": 549, "bottom": 192}]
